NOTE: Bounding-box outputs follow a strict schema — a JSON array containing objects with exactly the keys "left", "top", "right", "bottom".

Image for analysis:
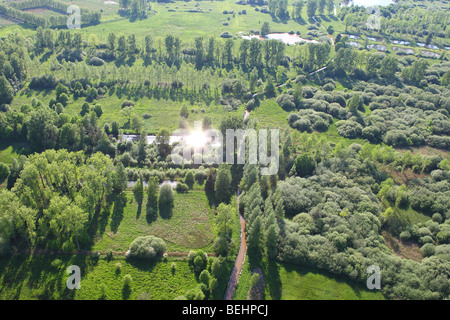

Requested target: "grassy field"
[
  {"left": 12, "top": 88, "right": 246, "bottom": 135},
  {"left": 73, "top": 1, "right": 325, "bottom": 43},
  {"left": 22, "top": 7, "right": 66, "bottom": 19},
  {"left": 234, "top": 258, "right": 386, "bottom": 300},
  {"left": 269, "top": 262, "right": 385, "bottom": 300},
  {"left": 233, "top": 253, "right": 252, "bottom": 300},
  {"left": 0, "top": 254, "right": 199, "bottom": 300},
  {"left": 92, "top": 189, "right": 216, "bottom": 252},
  {"left": 0, "top": 141, "right": 32, "bottom": 164}
]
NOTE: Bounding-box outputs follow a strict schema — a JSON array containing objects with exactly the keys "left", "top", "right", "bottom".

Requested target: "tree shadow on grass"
[
  {"left": 281, "top": 262, "right": 372, "bottom": 300},
  {"left": 110, "top": 193, "right": 127, "bottom": 233},
  {"left": 319, "top": 15, "right": 331, "bottom": 23},
  {"left": 247, "top": 250, "right": 282, "bottom": 300},
  {"left": 122, "top": 284, "right": 132, "bottom": 300},
  {"left": 146, "top": 202, "right": 158, "bottom": 224},
  {"left": 265, "top": 260, "right": 282, "bottom": 300},
  {"left": 293, "top": 16, "right": 307, "bottom": 25},
  {"left": 205, "top": 190, "right": 216, "bottom": 208},
  {"left": 39, "top": 51, "right": 53, "bottom": 63},
  {"left": 125, "top": 256, "right": 159, "bottom": 272},
  {"left": 159, "top": 202, "right": 173, "bottom": 220},
  {"left": 134, "top": 193, "right": 143, "bottom": 220},
  {"left": 97, "top": 199, "right": 112, "bottom": 235}
]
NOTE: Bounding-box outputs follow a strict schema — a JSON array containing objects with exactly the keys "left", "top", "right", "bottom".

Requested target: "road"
[{"left": 224, "top": 190, "right": 247, "bottom": 300}]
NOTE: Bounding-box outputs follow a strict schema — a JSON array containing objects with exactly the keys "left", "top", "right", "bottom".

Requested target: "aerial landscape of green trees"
[{"left": 0, "top": 0, "right": 449, "bottom": 301}]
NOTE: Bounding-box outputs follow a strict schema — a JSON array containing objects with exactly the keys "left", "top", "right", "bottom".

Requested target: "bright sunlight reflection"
[{"left": 185, "top": 130, "right": 208, "bottom": 148}]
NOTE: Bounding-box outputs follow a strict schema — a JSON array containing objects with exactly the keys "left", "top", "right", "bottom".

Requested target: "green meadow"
[
  {"left": 92, "top": 189, "right": 217, "bottom": 252},
  {"left": 0, "top": 254, "right": 199, "bottom": 300},
  {"left": 271, "top": 262, "right": 385, "bottom": 300}
]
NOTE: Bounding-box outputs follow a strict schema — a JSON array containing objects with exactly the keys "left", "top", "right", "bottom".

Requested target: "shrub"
[
  {"left": 50, "top": 259, "right": 62, "bottom": 269},
  {"left": 336, "top": 120, "right": 363, "bottom": 139},
  {"left": 0, "top": 162, "right": 9, "bottom": 180},
  {"left": 89, "top": 57, "right": 105, "bottom": 66},
  {"left": 29, "top": 74, "right": 57, "bottom": 89},
  {"left": 211, "top": 256, "right": 226, "bottom": 278},
  {"left": 159, "top": 183, "right": 174, "bottom": 207},
  {"left": 383, "top": 130, "right": 410, "bottom": 147},
  {"left": 191, "top": 250, "right": 207, "bottom": 273},
  {"left": 420, "top": 243, "right": 436, "bottom": 257},
  {"left": 432, "top": 213, "right": 443, "bottom": 223},
  {"left": 220, "top": 31, "right": 233, "bottom": 38},
  {"left": 362, "top": 126, "right": 383, "bottom": 143},
  {"left": 313, "top": 119, "right": 329, "bottom": 132},
  {"left": 93, "top": 104, "right": 103, "bottom": 118},
  {"left": 115, "top": 262, "right": 122, "bottom": 273},
  {"left": 328, "top": 103, "right": 347, "bottom": 119},
  {"left": 419, "top": 235, "right": 434, "bottom": 245},
  {"left": 123, "top": 274, "right": 132, "bottom": 287},
  {"left": 323, "top": 83, "right": 335, "bottom": 92},
  {"left": 400, "top": 231, "right": 411, "bottom": 241},
  {"left": 185, "top": 170, "right": 195, "bottom": 189},
  {"left": 121, "top": 100, "right": 135, "bottom": 108},
  {"left": 276, "top": 94, "right": 295, "bottom": 111},
  {"left": 195, "top": 170, "right": 206, "bottom": 185},
  {"left": 176, "top": 182, "right": 189, "bottom": 193},
  {"left": 199, "top": 270, "right": 211, "bottom": 286},
  {"left": 294, "top": 119, "right": 312, "bottom": 133},
  {"left": 287, "top": 113, "right": 299, "bottom": 125},
  {"left": 127, "top": 235, "right": 167, "bottom": 259}
]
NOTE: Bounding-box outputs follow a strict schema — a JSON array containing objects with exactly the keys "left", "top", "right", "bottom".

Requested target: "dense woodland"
[{"left": 0, "top": 0, "right": 449, "bottom": 300}]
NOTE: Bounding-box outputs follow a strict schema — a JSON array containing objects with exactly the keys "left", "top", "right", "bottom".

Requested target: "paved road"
[{"left": 224, "top": 191, "right": 247, "bottom": 300}]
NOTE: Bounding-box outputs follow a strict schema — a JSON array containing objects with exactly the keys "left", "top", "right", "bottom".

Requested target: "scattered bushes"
[{"left": 176, "top": 182, "right": 189, "bottom": 193}]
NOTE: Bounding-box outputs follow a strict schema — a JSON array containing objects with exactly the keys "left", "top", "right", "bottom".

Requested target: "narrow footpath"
[{"left": 224, "top": 191, "right": 247, "bottom": 300}]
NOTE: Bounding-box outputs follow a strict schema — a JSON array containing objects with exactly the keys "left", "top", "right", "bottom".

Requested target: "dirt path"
[
  {"left": 224, "top": 191, "right": 247, "bottom": 300},
  {"left": 16, "top": 249, "right": 215, "bottom": 257}
]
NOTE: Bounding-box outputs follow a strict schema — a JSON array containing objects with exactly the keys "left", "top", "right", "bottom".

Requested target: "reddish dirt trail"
[{"left": 224, "top": 193, "right": 247, "bottom": 300}]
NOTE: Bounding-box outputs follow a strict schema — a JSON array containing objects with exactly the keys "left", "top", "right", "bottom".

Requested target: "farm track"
[
  {"left": 15, "top": 249, "right": 216, "bottom": 257},
  {"left": 224, "top": 190, "right": 247, "bottom": 300}
]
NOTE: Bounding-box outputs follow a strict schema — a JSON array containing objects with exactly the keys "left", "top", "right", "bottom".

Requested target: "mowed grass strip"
[{"left": 93, "top": 190, "right": 216, "bottom": 252}]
